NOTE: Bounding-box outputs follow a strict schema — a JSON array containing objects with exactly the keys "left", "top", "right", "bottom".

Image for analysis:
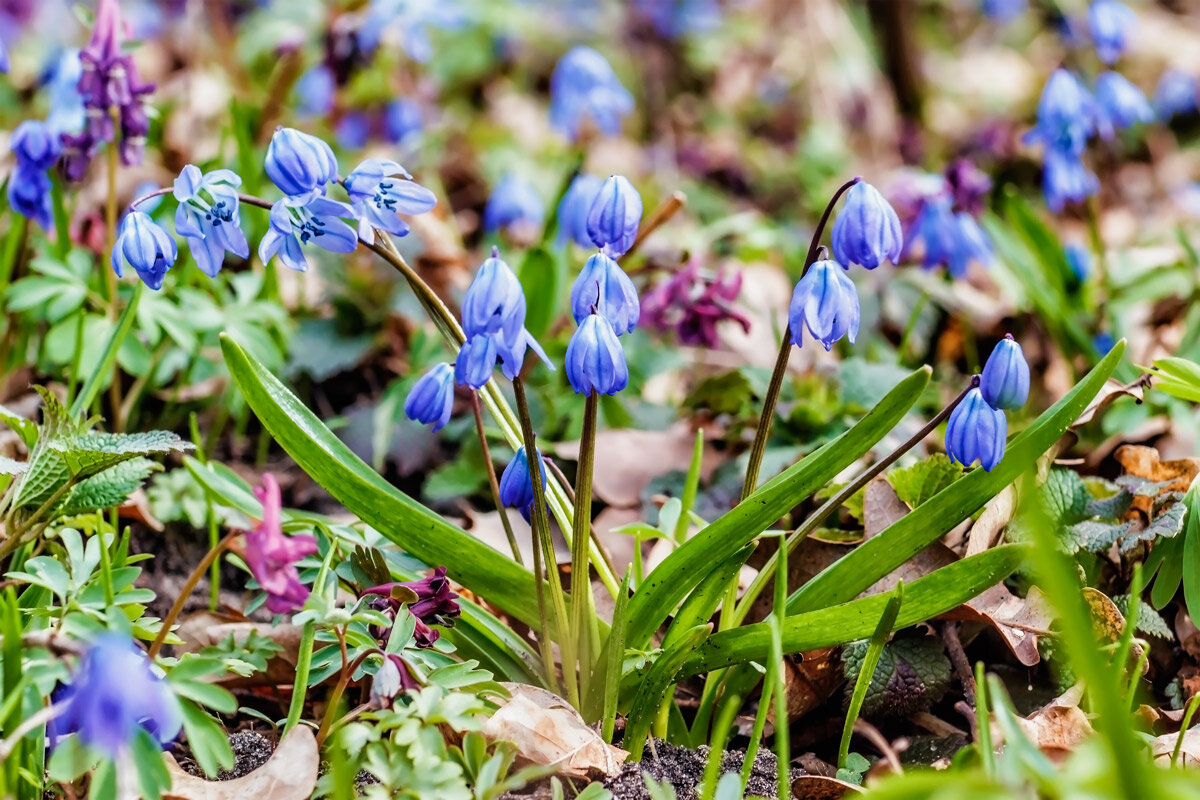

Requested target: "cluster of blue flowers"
[
  {"left": 944, "top": 335, "right": 1030, "bottom": 471},
  {"left": 111, "top": 126, "right": 436, "bottom": 289},
  {"left": 549, "top": 46, "right": 633, "bottom": 143},
  {"left": 900, "top": 162, "right": 994, "bottom": 279}
]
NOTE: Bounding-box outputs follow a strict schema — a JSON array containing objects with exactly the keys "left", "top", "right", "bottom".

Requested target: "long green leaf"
[
  {"left": 69, "top": 282, "right": 143, "bottom": 417},
  {"left": 788, "top": 341, "right": 1124, "bottom": 614},
  {"left": 623, "top": 623, "right": 711, "bottom": 760},
  {"left": 624, "top": 366, "right": 931, "bottom": 649},
  {"left": 679, "top": 545, "right": 1025, "bottom": 678},
  {"left": 220, "top": 334, "right": 542, "bottom": 627}
]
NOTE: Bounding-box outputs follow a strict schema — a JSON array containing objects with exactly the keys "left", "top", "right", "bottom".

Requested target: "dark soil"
[
  {"left": 174, "top": 730, "right": 275, "bottom": 780},
  {"left": 602, "top": 739, "right": 804, "bottom": 800}
]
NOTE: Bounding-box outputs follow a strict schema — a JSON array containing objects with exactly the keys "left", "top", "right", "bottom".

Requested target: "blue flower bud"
[
  {"left": 831, "top": 182, "right": 903, "bottom": 269},
  {"left": 1154, "top": 70, "right": 1198, "bottom": 120},
  {"left": 46, "top": 50, "right": 85, "bottom": 137},
  {"left": 1042, "top": 147, "right": 1099, "bottom": 213},
  {"left": 499, "top": 446, "right": 548, "bottom": 519},
  {"left": 565, "top": 313, "right": 629, "bottom": 395},
  {"left": 8, "top": 166, "right": 54, "bottom": 231},
  {"left": 1025, "top": 69, "right": 1098, "bottom": 156},
  {"left": 1088, "top": 0, "right": 1135, "bottom": 65},
  {"left": 111, "top": 210, "right": 177, "bottom": 290},
  {"left": 295, "top": 64, "right": 335, "bottom": 118},
  {"left": 455, "top": 334, "right": 498, "bottom": 390},
  {"left": 557, "top": 173, "right": 604, "bottom": 248},
  {"left": 11, "top": 120, "right": 61, "bottom": 171},
  {"left": 948, "top": 212, "right": 992, "bottom": 278},
  {"left": 461, "top": 250, "right": 527, "bottom": 343},
  {"left": 1064, "top": 243, "right": 1091, "bottom": 281},
  {"left": 549, "top": 46, "right": 634, "bottom": 142},
  {"left": 1094, "top": 72, "right": 1153, "bottom": 136},
  {"left": 980, "top": 334, "right": 1030, "bottom": 411},
  {"left": 385, "top": 98, "right": 424, "bottom": 144},
  {"left": 788, "top": 259, "right": 860, "bottom": 351},
  {"left": 484, "top": 174, "right": 544, "bottom": 236},
  {"left": 404, "top": 362, "right": 455, "bottom": 431},
  {"left": 587, "top": 175, "right": 642, "bottom": 259},
  {"left": 945, "top": 387, "right": 1008, "bottom": 471},
  {"left": 570, "top": 252, "right": 639, "bottom": 335},
  {"left": 345, "top": 157, "right": 437, "bottom": 244},
  {"left": 264, "top": 127, "right": 338, "bottom": 199}
]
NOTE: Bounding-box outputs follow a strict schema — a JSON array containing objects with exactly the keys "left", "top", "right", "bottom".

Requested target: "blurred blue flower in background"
[
  {"left": 981, "top": 0, "right": 1026, "bottom": 22},
  {"left": 1094, "top": 72, "right": 1153, "bottom": 135},
  {"left": 335, "top": 112, "right": 371, "bottom": 150},
  {"left": 788, "top": 258, "right": 860, "bottom": 351},
  {"left": 1154, "top": 70, "right": 1198, "bottom": 120},
  {"left": 45, "top": 49, "right": 84, "bottom": 136},
  {"left": 11, "top": 119, "right": 60, "bottom": 170},
  {"left": 1064, "top": 242, "right": 1091, "bottom": 281},
  {"left": 295, "top": 64, "right": 335, "bottom": 118},
  {"left": 358, "top": 0, "right": 465, "bottom": 63},
  {"left": 484, "top": 174, "right": 544, "bottom": 237},
  {"left": 385, "top": 98, "right": 424, "bottom": 144},
  {"left": 1025, "top": 69, "right": 1098, "bottom": 155},
  {"left": 632, "top": 0, "right": 721, "bottom": 38},
  {"left": 8, "top": 166, "right": 54, "bottom": 231},
  {"left": 1042, "top": 147, "right": 1099, "bottom": 213},
  {"left": 550, "top": 46, "right": 634, "bottom": 141},
  {"left": 405, "top": 362, "right": 455, "bottom": 430}
]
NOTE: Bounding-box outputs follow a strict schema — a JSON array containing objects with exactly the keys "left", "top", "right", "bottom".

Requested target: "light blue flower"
[
  {"left": 549, "top": 46, "right": 634, "bottom": 141},
  {"left": 1024, "top": 69, "right": 1099, "bottom": 156},
  {"left": 831, "top": 181, "right": 903, "bottom": 270},
  {"left": 345, "top": 157, "right": 437, "bottom": 244},
  {"left": 788, "top": 258, "right": 859, "bottom": 351},
  {"left": 405, "top": 362, "right": 455, "bottom": 430},
  {"left": 8, "top": 166, "right": 54, "bottom": 231},
  {"left": 980, "top": 334, "right": 1030, "bottom": 411},
  {"left": 455, "top": 334, "right": 498, "bottom": 390},
  {"left": 1088, "top": 0, "right": 1135, "bottom": 65},
  {"left": 569, "top": 251, "right": 639, "bottom": 334},
  {"left": 172, "top": 164, "right": 249, "bottom": 277},
  {"left": 112, "top": 210, "right": 177, "bottom": 290},
  {"left": 1042, "top": 147, "right": 1099, "bottom": 213},
  {"left": 565, "top": 313, "right": 629, "bottom": 395},
  {"left": 557, "top": 173, "right": 604, "bottom": 248},
  {"left": 945, "top": 386, "right": 1007, "bottom": 471},
  {"left": 264, "top": 127, "right": 338, "bottom": 200},
  {"left": 1094, "top": 72, "right": 1153, "bottom": 136},
  {"left": 1154, "top": 70, "right": 1198, "bottom": 120},
  {"left": 484, "top": 174, "right": 544, "bottom": 236},
  {"left": 499, "top": 446, "right": 547, "bottom": 520},
  {"left": 586, "top": 175, "right": 641, "bottom": 259},
  {"left": 257, "top": 196, "right": 357, "bottom": 272}
]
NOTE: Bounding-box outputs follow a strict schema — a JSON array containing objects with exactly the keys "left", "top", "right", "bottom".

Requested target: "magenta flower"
[
  {"left": 641, "top": 261, "right": 750, "bottom": 348},
  {"left": 364, "top": 566, "right": 461, "bottom": 647},
  {"left": 243, "top": 474, "right": 317, "bottom": 614}
]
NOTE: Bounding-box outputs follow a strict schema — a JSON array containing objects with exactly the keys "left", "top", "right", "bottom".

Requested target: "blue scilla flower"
[
  {"left": 0, "top": 38, "right": 8, "bottom": 74},
  {"left": 980, "top": 334, "right": 1030, "bottom": 411},
  {"left": 335, "top": 112, "right": 371, "bottom": 150},
  {"left": 905, "top": 195, "right": 957, "bottom": 270},
  {"left": 455, "top": 334, "right": 499, "bottom": 389},
  {"left": 1154, "top": 70, "right": 1198, "bottom": 120},
  {"left": 558, "top": 173, "right": 604, "bottom": 248},
  {"left": 1064, "top": 242, "right": 1091, "bottom": 281},
  {"left": 499, "top": 446, "right": 548, "bottom": 520},
  {"left": 831, "top": 181, "right": 903, "bottom": 269},
  {"left": 265, "top": 127, "right": 338, "bottom": 200},
  {"left": 257, "top": 196, "right": 358, "bottom": 272},
  {"left": 1025, "top": 69, "right": 1098, "bottom": 156},
  {"left": 484, "top": 174, "right": 544, "bottom": 236},
  {"left": 404, "top": 362, "right": 455, "bottom": 430},
  {"left": 549, "top": 46, "right": 634, "bottom": 142},
  {"left": 587, "top": 175, "right": 642, "bottom": 259},
  {"left": 359, "top": 0, "right": 465, "bottom": 62},
  {"left": 570, "top": 252, "right": 640, "bottom": 335},
  {"left": 566, "top": 313, "right": 629, "bottom": 395},
  {"left": 8, "top": 166, "right": 54, "bottom": 231},
  {"left": 1088, "top": 0, "right": 1135, "bottom": 65},
  {"left": 46, "top": 50, "right": 85, "bottom": 137},
  {"left": 345, "top": 158, "right": 437, "bottom": 244},
  {"left": 295, "top": 64, "right": 335, "bottom": 118},
  {"left": 981, "top": 0, "right": 1026, "bottom": 22},
  {"left": 788, "top": 258, "right": 860, "bottom": 351},
  {"left": 1042, "top": 147, "right": 1099, "bottom": 213},
  {"left": 172, "top": 165, "right": 249, "bottom": 278},
  {"left": 1094, "top": 72, "right": 1153, "bottom": 136},
  {"left": 945, "top": 386, "right": 1007, "bottom": 471},
  {"left": 11, "top": 120, "right": 61, "bottom": 171},
  {"left": 461, "top": 249, "right": 526, "bottom": 343},
  {"left": 385, "top": 98, "right": 424, "bottom": 144},
  {"left": 112, "top": 210, "right": 177, "bottom": 290},
  {"left": 948, "top": 212, "right": 993, "bottom": 278},
  {"left": 633, "top": 0, "right": 721, "bottom": 38},
  {"left": 53, "top": 635, "right": 182, "bottom": 758}
]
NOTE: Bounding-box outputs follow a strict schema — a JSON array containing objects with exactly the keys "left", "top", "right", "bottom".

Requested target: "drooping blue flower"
[
  {"left": 461, "top": 250, "right": 527, "bottom": 343},
  {"left": 981, "top": 0, "right": 1026, "bottom": 22},
  {"left": 11, "top": 120, "right": 61, "bottom": 171},
  {"left": 1088, "top": 0, "right": 1135, "bottom": 65},
  {"left": 587, "top": 175, "right": 642, "bottom": 259},
  {"left": 484, "top": 173, "right": 544, "bottom": 236},
  {"left": 455, "top": 334, "right": 499, "bottom": 389},
  {"left": 1094, "top": 72, "right": 1153, "bottom": 136},
  {"left": 8, "top": 166, "right": 54, "bottom": 231},
  {"left": 257, "top": 196, "right": 358, "bottom": 272},
  {"left": 0, "top": 37, "right": 8, "bottom": 73},
  {"left": 570, "top": 252, "right": 640, "bottom": 335},
  {"left": 404, "top": 362, "right": 455, "bottom": 430},
  {"left": 264, "top": 127, "right": 338, "bottom": 200},
  {"left": 358, "top": 0, "right": 465, "bottom": 62},
  {"left": 549, "top": 46, "right": 634, "bottom": 141},
  {"left": 980, "top": 334, "right": 1030, "bottom": 411},
  {"left": 905, "top": 195, "right": 958, "bottom": 270},
  {"left": 945, "top": 386, "right": 1008, "bottom": 471},
  {"left": 557, "top": 173, "right": 604, "bottom": 248},
  {"left": 1042, "top": 147, "right": 1099, "bottom": 213},
  {"left": 111, "top": 210, "right": 177, "bottom": 290},
  {"left": 295, "top": 64, "right": 335, "bottom": 118},
  {"left": 335, "top": 112, "right": 371, "bottom": 150},
  {"left": 53, "top": 635, "right": 182, "bottom": 758},
  {"left": 45, "top": 49, "right": 85, "bottom": 137},
  {"left": 1024, "top": 69, "right": 1099, "bottom": 156},
  {"left": 948, "top": 212, "right": 993, "bottom": 278},
  {"left": 345, "top": 157, "right": 437, "bottom": 244},
  {"left": 565, "top": 313, "right": 629, "bottom": 395},
  {"left": 1064, "top": 242, "right": 1091, "bottom": 281},
  {"left": 172, "top": 165, "right": 249, "bottom": 278},
  {"left": 499, "top": 446, "right": 548, "bottom": 520},
  {"left": 632, "top": 0, "right": 721, "bottom": 38},
  {"left": 787, "top": 258, "right": 860, "bottom": 351},
  {"left": 831, "top": 181, "right": 903, "bottom": 269},
  {"left": 1154, "top": 70, "right": 1198, "bottom": 120},
  {"left": 385, "top": 98, "right": 424, "bottom": 144}
]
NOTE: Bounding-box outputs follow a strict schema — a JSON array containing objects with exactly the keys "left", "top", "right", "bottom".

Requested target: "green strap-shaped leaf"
[
  {"left": 623, "top": 366, "right": 932, "bottom": 650},
  {"left": 788, "top": 341, "right": 1125, "bottom": 615},
  {"left": 623, "top": 623, "right": 711, "bottom": 760},
  {"left": 678, "top": 545, "right": 1025, "bottom": 678},
  {"left": 220, "top": 334, "right": 544, "bottom": 628}
]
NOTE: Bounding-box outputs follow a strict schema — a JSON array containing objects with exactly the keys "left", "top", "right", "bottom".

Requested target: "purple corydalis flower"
[
  {"left": 111, "top": 210, "right": 177, "bottom": 290},
  {"left": 830, "top": 181, "right": 903, "bottom": 269},
  {"left": 549, "top": 46, "right": 634, "bottom": 142},
  {"left": 640, "top": 261, "right": 750, "bottom": 348},
  {"left": 345, "top": 157, "right": 437, "bottom": 244},
  {"left": 945, "top": 385, "right": 1007, "bottom": 471},
  {"left": 257, "top": 195, "right": 358, "bottom": 272},
  {"left": 788, "top": 258, "right": 860, "bottom": 351},
  {"left": 569, "top": 252, "right": 640, "bottom": 335},
  {"left": 944, "top": 159, "right": 991, "bottom": 216},
  {"left": 587, "top": 175, "right": 642, "bottom": 259},
  {"left": 364, "top": 566, "right": 461, "bottom": 648},
  {"left": 565, "top": 313, "right": 629, "bottom": 395},
  {"left": 980, "top": 334, "right": 1030, "bottom": 410},
  {"left": 404, "top": 362, "right": 455, "bottom": 430},
  {"left": 244, "top": 474, "right": 317, "bottom": 614},
  {"left": 172, "top": 165, "right": 249, "bottom": 278},
  {"left": 54, "top": 634, "right": 182, "bottom": 758}
]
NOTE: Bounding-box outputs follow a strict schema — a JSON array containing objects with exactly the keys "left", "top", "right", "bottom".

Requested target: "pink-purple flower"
[{"left": 243, "top": 474, "right": 317, "bottom": 614}]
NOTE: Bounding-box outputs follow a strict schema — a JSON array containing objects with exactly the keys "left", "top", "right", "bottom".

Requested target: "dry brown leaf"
[
  {"left": 792, "top": 774, "right": 865, "bottom": 798},
  {"left": 781, "top": 647, "right": 844, "bottom": 722},
  {"left": 1114, "top": 445, "right": 1200, "bottom": 513},
  {"left": 1013, "top": 685, "right": 1093, "bottom": 760},
  {"left": 481, "top": 683, "right": 627, "bottom": 779},
  {"left": 164, "top": 726, "right": 318, "bottom": 800},
  {"left": 942, "top": 586, "right": 1053, "bottom": 667},
  {"left": 965, "top": 485, "right": 1017, "bottom": 557},
  {"left": 1072, "top": 380, "right": 1145, "bottom": 428},
  {"left": 1175, "top": 609, "right": 1200, "bottom": 660},
  {"left": 1151, "top": 727, "right": 1200, "bottom": 765}
]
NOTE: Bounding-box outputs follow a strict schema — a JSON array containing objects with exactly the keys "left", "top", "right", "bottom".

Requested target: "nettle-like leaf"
[
  {"left": 842, "top": 635, "right": 950, "bottom": 719},
  {"left": 59, "top": 458, "right": 161, "bottom": 516},
  {"left": 1041, "top": 468, "right": 1090, "bottom": 524},
  {"left": 11, "top": 447, "right": 72, "bottom": 509},
  {"left": 886, "top": 454, "right": 963, "bottom": 509},
  {"left": 1112, "top": 594, "right": 1174, "bottom": 640},
  {"left": 50, "top": 431, "right": 191, "bottom": 479}
]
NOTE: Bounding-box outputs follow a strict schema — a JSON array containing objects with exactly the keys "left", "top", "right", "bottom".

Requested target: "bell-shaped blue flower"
[
  {"left": 404, "top": 362, "right": 455, "bottom": 430},
  {"left": 461, "top": 249, "right": 526, "bottom": 342},
  {"left": 948, "top": 212, "right": 992, "bottom": 278},
  {"left": 788, "top": 258, "right": 860, "bottom": 351},
  {"left": 8, "top": 166, "right": 54, "bottom": 231},
  {"left": 831, "top": 181, "right": 903, "bottom": 269},
  {"left": 335, "top": 112, "right": 371, "bottom": 150},
  {"left": 264, "top": 127, "right": 338, "bottom": 200},
  {"left": 257, "top": 196, "right": 358, "bottom": 272},
  {"left": 945, "top": 386, "right": 1008, "bottom": 471},
  {"left": 46, "top": 50, "right": 85, "bottom": 137},
  {"left": 982, "top": 0, "right": 1026, "bottom": 22},
  {"left": 1042, "top": 148, "right": 1099, "bottom": 213},
  {"left": 53, "top": 634, "right": 182, "bottom": 758},
  {"left": 345, "top": 158, "right": 437, "bottom": 244},
  {"left": 385, "top": 98, "right": 424, "bottom": 144},
  {"left": 11, "top": 120, "right": 61, "bottom": 171},
  {"left": 172, "top": 165, "right": 250, "bottom": 278},
  {"left": 499, "top": 446, "right": 548, "bottom": 520},
  {"left": 0, "top": 39, "right": 8, "bottom": 74},
  {"left": 112, "top": 210, "right": 178, "bottom": 290},
  {"left": 484, "top": 173, "right": 544, "bottom": 236},
  {"left": 570, "top": 252, "right": 640, "bottom": 335},
  {"left": 1088, "top": 0, "right": 1135, "bottom": 65},
  {"left": 455, "top": 334, "right": 499, "bottom": 389},
  {"left": 558, "top": 173, "right": 604, "bottom": 248},
  {"left": 980, "top": 334, "right": 1030, "bottom": 411},
  {"left": 295, "top": 64, "right": 335, "bottom": 118},
  {"left": 566, "top": 313, "right": 629, "bottom": 395},
  {"left": 549, "top": 46, "right": 634, "bottom": 142},
  {"left": 1024, "top": 69, "right": 1098, "bottom": 156},
  {"left": 1094, "top": 72, "right": 1153, "bottom": 136},
  {"left": 587, "top": 175, "right": 642, "bottom": 259},
  {"left": 1154, "top": 70, "right": 1198, "bottom": 120},
  {"left": 1064, "top": 242, "right": 1091, "bottom": 281}
]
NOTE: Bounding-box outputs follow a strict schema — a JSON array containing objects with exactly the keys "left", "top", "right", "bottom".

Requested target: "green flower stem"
[
  {"left": 571, "top": 393, "right": 600, "bottom": 703},
  {"left": 104, "top": 116, "right": 125, "bottom": 432},
  {"left": 285, "top": 544, "right": 336, "bottom": 736},
  {"left": 729, "top": 374, "right": 967, "bottom": 628},
  {"left": 771, "top": 531, "right": 791, "bottom": 800},
  {"left": 472, "top": 392, "right": 523, "bottom": 566},
  {"left": 740, "top": 177, "right": 861, "bottom": 501},
  {"left": 98, "top": 512, "right": 115, "bottom": 608},
  {"left": 147, "top": 533, "right": 236, "bottom": 659}
]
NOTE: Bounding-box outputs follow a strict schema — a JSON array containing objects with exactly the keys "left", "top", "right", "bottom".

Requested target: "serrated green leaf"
[
  {"left": 1112, "top": 595, "right": 1173, "bottom": 640},
  {"left": 11, "top": 449, "right": 70, "bottom": 509},
  {"left": 1041, "top": 468, "right": 1089, "bottom": 525},
  {"left": 843, "top": 636, "right": 950, "bottom": 718},
  {"left": 50, "top": 431, "right": 190, "bottom": 479},
  {"left": 59, "top": 458, "right": 160, "bottom": 516},
  {"left": 1063, "top": 520, "right": 1132, "bottom": 554},
  {"left": 886, "top": 454, "right": 962, "bottom": 509},
  {"left": 0, "top": 404, "right": 37, "bottom": 447}
]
